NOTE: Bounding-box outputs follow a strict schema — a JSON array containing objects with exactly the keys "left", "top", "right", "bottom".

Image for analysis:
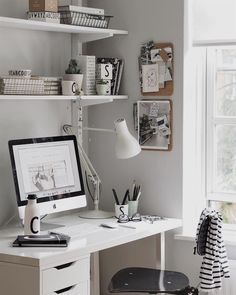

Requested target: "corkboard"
[
  {"left": 141, "top": 42, "right": 174, "bottom": 97},
  {"left": 137, "top": 99, "right": 173, "bottom": 151}
]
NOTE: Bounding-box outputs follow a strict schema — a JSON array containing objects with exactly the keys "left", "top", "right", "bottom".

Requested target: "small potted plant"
[
  {"left": 96, "top": 79, "right": 110, "bottom": 95},
  {"left": 64, "top": 59, "right": 83, "bottom": 92}
]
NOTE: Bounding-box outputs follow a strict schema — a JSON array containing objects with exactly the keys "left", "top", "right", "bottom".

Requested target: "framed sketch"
[{"left": 137, "top": 100, "right": 172, "bottom": 151}]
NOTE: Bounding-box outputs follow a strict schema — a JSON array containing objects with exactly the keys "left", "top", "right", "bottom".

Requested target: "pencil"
[
  {"left": 119, "top": 224, "right": 136, "bottom": 229},
  {"left": 112, "top": 189, "right": 120, "bottom": 205}
]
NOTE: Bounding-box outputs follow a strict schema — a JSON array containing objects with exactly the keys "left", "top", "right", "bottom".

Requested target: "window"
[
  {"left": 206, "top": 47, "right": 236, "bottom": 225},
  {"left": 182, "top": 0, "right": 236, "bottom": 235}
]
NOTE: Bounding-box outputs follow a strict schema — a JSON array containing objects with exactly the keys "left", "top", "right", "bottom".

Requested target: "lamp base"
[{"left": 79, "top": 209, "right": 114, "bottom": 219}]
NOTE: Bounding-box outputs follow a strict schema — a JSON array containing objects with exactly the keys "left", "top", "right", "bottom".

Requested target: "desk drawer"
[
  {"left": 46, "top": 281, "right": 88, "bottom": 295},
  {"left": 43, "top": 257, "right": 89, "bottom": 294}
]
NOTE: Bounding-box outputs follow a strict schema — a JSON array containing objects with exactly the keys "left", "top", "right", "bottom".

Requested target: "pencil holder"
[
  {"left": 115, "top": 204, "right": 128, "bottom": 219},
  {"left": 128, "top": 200, "right": 139, "bottom": 218}
]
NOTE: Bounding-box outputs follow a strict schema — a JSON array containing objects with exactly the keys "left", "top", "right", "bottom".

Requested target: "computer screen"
[{"left": 9, "top": 135, "right": 86, "bottom": 219}]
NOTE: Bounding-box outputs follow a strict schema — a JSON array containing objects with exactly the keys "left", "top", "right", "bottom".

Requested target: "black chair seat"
[{"left": 109, "top": 267, "right": 190, "bottom": 294}]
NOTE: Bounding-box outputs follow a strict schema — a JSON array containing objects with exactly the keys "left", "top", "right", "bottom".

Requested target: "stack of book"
[
  {"left": 28, "top": 0, "right": 60, "bottom": 24},
  {"left": 78, "top": 55, "right": 96, "bottom": 95},
  {"left": 96, "top": 57, "right": 124, "bottom": 95},
  {"left": 42, "top": 77, "right": 62, "bottom": 95},
  {"left": 0, "top": 77, "right": 44, "bottom": 95}
]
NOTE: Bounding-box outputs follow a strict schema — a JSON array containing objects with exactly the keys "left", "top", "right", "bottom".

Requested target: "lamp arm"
[
  {"left": 76, "top": 140, "right": 101, "bottom": 211},
  {"left": 62, "top": 124, "right": 101, "bottom": 190},
  {"left": 83, "top": 127, "right": 115, "bottom": 133},
  {"left": 76, "top": 140, "right": 101, "bottom": 185}
]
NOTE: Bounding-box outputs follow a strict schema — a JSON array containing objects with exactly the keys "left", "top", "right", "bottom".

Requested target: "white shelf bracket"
[
  {"left": 71, "top": 99, "right": 83, "bottom": 144},
  {"left": 76, "top": 32, "right": 114, "bottom": 44}
]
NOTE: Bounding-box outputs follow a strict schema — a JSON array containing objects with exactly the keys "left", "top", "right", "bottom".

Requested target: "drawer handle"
[
  {"left": 55, "top": 285, "right": 76, "bottom": 294},
  {"left": 54, "top": 262, "right": 75, "bottom": 270}
]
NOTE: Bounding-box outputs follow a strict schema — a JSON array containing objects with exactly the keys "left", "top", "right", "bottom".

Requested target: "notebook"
[{"left": 12, "top": 234, "right": 70, "bottom": 247}]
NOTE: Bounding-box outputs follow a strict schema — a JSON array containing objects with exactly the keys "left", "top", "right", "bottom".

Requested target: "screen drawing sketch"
[
  {"left": 29, "top": 160, "right": 69, "bottom": 192},
  {"left": 19, "top": 144, "right": 75, "bottom": 195}
]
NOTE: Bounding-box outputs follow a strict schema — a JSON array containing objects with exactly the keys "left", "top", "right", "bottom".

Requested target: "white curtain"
[{"left": 193, "top": 0, "right": 236, "bottom": 45}]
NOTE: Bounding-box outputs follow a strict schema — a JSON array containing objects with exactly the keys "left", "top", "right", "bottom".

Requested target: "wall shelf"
[
  {"left": 0, "top": 16, "right": 128, "bottom": 42},
  {"left": 0, "top": 95, "right": 128, "bottom": 106}
]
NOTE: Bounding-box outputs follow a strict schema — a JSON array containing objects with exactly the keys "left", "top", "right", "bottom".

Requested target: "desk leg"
[
  {"left": 157, "top": 232, "right": 165, "bottom": 270},
  {"left": 90, "top": 252, "right": 100, "bottom": 295}
]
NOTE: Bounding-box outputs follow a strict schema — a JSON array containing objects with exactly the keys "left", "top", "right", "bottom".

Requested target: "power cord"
[
  {"left": 1, "top": 213, "right": 17, "bottom": 229},
  {"left": 85, "top": 170, "right": 94, "bottom": 202}
]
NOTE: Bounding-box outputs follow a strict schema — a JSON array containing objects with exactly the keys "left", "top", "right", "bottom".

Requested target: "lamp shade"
[{"left": 114, "top": 118, "right": 141, "bottom": 159}]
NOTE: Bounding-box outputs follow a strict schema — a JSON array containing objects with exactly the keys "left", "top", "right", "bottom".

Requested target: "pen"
[
  {"left": 100, "top": 223, "right": 117, "bottom": 229},
  {"left": 112, "top": 189, "right": 120, "bottom": 205},
  {"left": 128, "top": 190, "right": 131, "bottom": 201},
  {"left": 122, "top": 189, "right": 129, "bottom": 205},
  {"left": 119, "top": 224, "right": 136, "bottom": 229},
  {"left": 132, "top": 180, "right": 136, "bottom": 200}
]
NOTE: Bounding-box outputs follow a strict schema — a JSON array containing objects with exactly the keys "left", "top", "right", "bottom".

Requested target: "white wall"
[
  {"left": 0, "top": 1, "right": 72, "bottom": 225},
  {"left": 85, "top": 0, "right": 204, "bottom": 291}
]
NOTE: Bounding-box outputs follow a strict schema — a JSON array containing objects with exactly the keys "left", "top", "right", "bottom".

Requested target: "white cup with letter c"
[
  {"left": 62, "top": 80, "right": 78, "bottom": 96},
  {"left": 115, "top": 204, "right": 128, "bottom": 219}
]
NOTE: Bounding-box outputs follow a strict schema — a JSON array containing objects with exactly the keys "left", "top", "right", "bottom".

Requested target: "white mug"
[
  {"left": 62, "top": 81, "right": 78, "bottom": 96},
  {"left": 115, "top": 204, "right": 128, "bottom": 219}
]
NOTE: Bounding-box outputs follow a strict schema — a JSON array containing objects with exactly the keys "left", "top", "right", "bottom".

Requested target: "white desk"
[{"left": 0, "top": 213, "right": 182, "bottom": 295}]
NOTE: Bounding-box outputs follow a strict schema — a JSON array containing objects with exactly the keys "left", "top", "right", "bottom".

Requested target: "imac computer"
[{"left": 8, "top": 135, "right": 86, "bottom": 221}]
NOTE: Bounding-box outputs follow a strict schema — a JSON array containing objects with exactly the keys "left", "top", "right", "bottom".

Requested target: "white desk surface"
[{"left": 0, "top": 213, "right": 182, "bottom": 268}]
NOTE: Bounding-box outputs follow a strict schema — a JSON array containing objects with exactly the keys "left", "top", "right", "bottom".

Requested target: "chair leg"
[{"left": 178, "top": 286, "right": 198, "bottom": 295}]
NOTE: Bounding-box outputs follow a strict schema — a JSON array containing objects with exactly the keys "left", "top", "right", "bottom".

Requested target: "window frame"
[{"left": 206, "top": 47, "right": 236, "bottom": 228}]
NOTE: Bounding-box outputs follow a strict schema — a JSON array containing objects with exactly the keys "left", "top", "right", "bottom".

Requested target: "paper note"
[
  {"left": 164, "top": 47, "right": 173, "bottom": 62},
  {"left": 149, "top": 102, "right": 159, "bottom": 117},
  {"left": 142, "top": 64, "right": 159, "bottom": 93},
  {"left": 165, "top": 68, "right": 172, "bottom": 82},
  {"left": 158, "top": 61, "right": 166, "bottom": 88},
  {"left": 150, "top": 49, "right": 162, "bottom": 62}
]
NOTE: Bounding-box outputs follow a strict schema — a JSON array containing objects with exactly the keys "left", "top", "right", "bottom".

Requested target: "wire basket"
[{"left": 60, "top": 11, "right": 113, "bottom": 28}]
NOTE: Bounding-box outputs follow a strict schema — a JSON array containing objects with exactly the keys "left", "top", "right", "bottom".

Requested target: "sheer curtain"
[{"left": 193, "top": 0, "right": 236, "bottom": 45}]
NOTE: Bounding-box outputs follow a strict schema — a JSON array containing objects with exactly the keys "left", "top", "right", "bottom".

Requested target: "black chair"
[{"left": 109, "top": 267, "right": 198, "bottom": 295}]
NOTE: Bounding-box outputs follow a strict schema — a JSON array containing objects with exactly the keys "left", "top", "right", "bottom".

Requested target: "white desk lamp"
[{"left": 63, "top": 118, "right": 141, "bottom": 219}]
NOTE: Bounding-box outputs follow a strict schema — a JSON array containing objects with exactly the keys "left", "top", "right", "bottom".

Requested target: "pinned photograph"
[{"left": 137, "top": 100, "right": 172, "bottom": 150}]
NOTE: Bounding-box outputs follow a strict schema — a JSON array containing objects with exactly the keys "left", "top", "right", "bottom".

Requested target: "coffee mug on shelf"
[{"left": 62, "top": 80, "right": 78, "bottom": 96}]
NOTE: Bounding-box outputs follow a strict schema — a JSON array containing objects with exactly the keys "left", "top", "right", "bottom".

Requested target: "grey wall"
[
  {"left": 86, "top": 0, "right": 203, "bottom": 291},
  {"left": 0, "top": 1, "right": 72, "bottom": 225},
  {"left": 87, "top": 0, "right": 184, "bottom": 218}
]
